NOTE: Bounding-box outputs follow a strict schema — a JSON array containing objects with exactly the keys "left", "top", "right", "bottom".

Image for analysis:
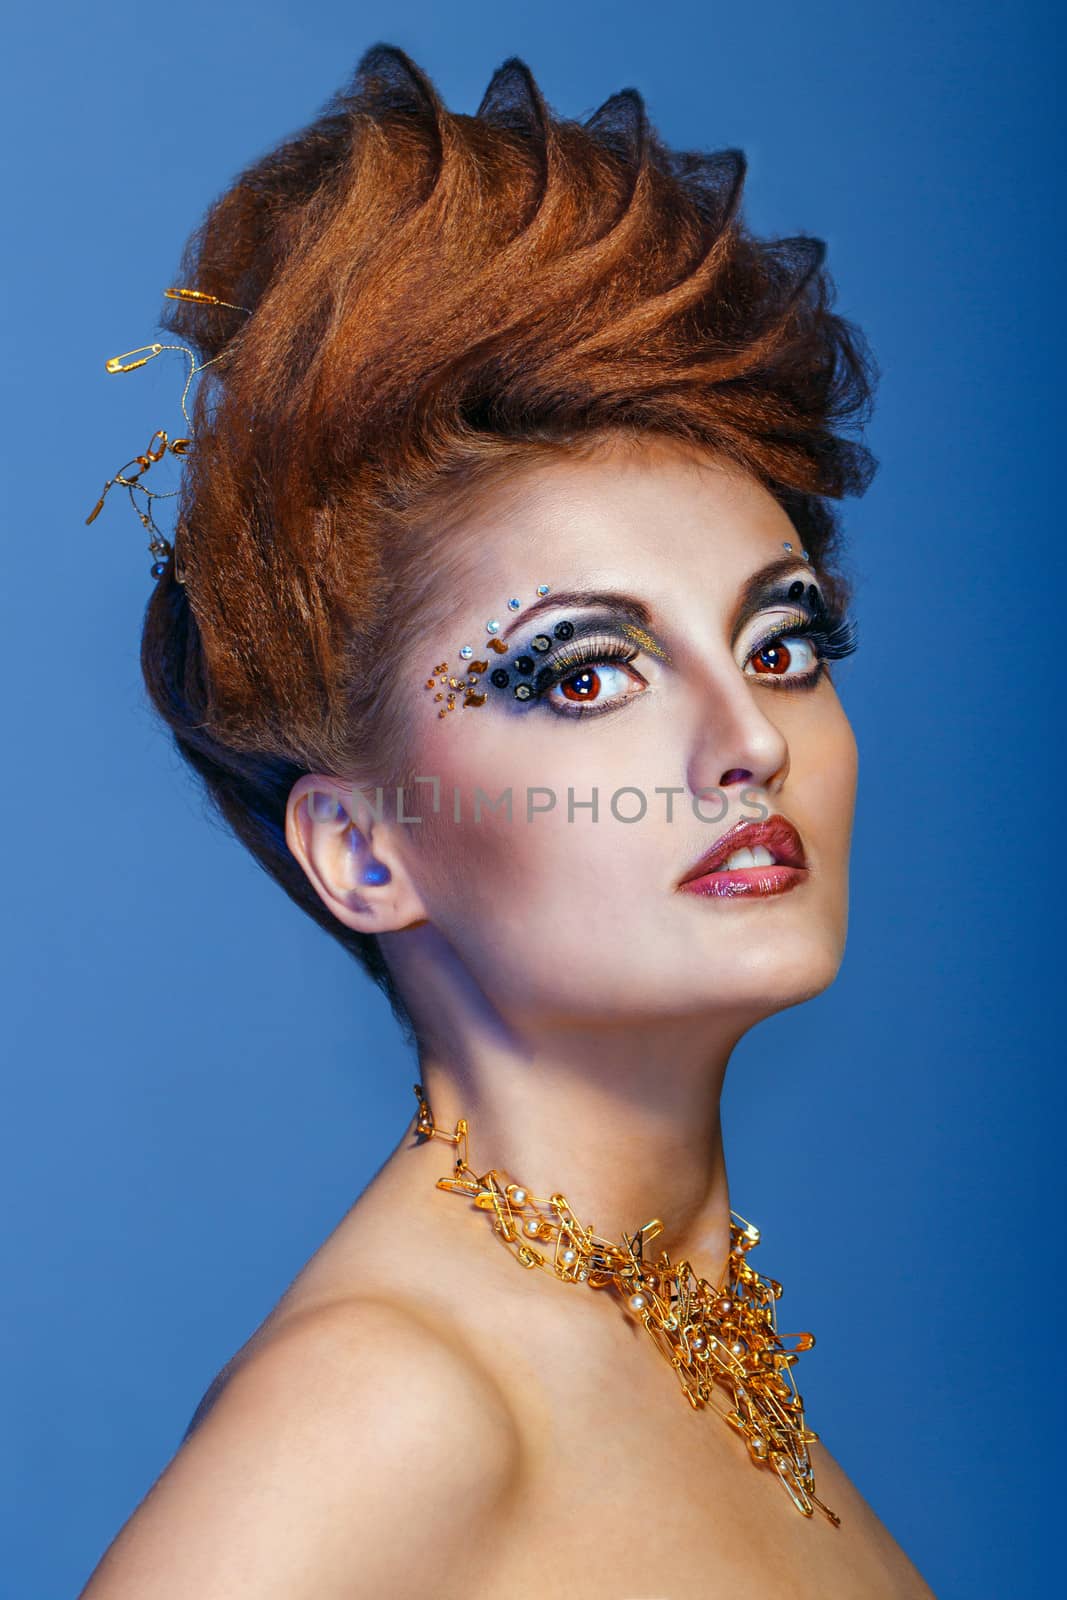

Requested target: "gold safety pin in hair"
[
  {"left": 163, "top": 286, "right": 250, "bottom": 313},
  {"left": 87, "top": 285, "right": 252, "bottom": 576},
  {"left": 105, "top": 344, "right": 165, "bottom": 374}
]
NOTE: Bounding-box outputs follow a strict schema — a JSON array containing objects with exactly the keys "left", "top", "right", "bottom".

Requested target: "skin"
[
  {"left": 79, "top": 434, "right": 936, "bottom": 1599},
  {"left": 293, "top": 431, "right": 858, "bottom": 1271}
]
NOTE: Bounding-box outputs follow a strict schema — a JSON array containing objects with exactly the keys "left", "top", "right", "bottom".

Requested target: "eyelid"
[
  {"left": 740, "top": 605, "right": 820, "bottom": 656},
  {"left": 534, "top": 629, "right": 643, "bottom": 688}
]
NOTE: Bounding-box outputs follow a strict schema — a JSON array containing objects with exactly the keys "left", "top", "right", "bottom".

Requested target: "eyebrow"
[
  {"left": 501, "top": 588, "right": 654, "bottom": 641},
  {"left": 501, "top": 557, "right": 819, "bottom": 648}
]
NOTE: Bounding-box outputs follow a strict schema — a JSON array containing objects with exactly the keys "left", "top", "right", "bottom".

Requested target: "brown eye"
[
  {"left": 745, "top": 634, "right": 818, "bottom": 681},
  {"left": 543, "top": 657, "right": 648, "bottom": 717},
  {"left": 560, "top": 667, "right": 602, "bottom": 702},
  {"left": 751, "top": 641, "right": 793, "bottom": 676}
]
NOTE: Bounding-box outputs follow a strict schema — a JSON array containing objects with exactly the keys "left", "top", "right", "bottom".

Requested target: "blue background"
[{"left": 3, "top": 3, "right": 1060, "bottom": 1595}]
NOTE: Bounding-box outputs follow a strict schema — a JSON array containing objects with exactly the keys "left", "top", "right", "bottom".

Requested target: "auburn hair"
[{"left": 139, "top": 42, "right": 877, "bottom": 1035}]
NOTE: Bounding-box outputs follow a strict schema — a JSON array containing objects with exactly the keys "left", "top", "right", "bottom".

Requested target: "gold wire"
[{"left": 87, "top": 288, "right": 252, "bottom": 578}]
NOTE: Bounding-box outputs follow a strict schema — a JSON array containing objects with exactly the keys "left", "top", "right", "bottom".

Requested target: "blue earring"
[{"left": 361, "top": 859, "right": 392, "bottom": 887}]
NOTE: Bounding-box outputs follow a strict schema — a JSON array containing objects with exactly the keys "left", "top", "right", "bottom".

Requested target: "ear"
[{"left": 285, "top": 774, "right": 429, "bottom": 935}]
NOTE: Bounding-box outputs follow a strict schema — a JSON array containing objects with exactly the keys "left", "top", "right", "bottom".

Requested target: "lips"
[{"left": 677, "top": 814, "right": 808, "bottom": 899}]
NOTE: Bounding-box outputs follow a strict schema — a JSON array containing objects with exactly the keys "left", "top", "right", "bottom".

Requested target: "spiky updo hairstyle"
[{"left": 140, "top": 42, "right": 876, "bottom": 1036}]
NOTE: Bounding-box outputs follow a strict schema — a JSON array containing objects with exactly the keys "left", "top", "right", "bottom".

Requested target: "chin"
[{"left": 690, "top": 923, "right": 846, "bottom": 1022}]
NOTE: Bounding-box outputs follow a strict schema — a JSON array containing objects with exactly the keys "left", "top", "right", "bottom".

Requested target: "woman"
[{"left": 80, "top": 42, "right": 935, "bottom": 1599}]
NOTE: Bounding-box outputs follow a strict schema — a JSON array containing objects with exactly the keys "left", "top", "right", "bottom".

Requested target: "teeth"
[{"left": 720, "top": 844, "right": 777, "bottom": 871}]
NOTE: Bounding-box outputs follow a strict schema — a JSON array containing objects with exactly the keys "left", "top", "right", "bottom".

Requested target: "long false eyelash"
[
  {"left": 749, "top": 606, "right": 859, "bottom": 666},
  {"left": 530, "top": 632, "right": 643, "bottom": 700}
]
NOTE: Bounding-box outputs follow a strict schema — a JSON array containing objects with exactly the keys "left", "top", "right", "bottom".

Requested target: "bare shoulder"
[{"left": 78, "top": 1296, "right": 521, "bottom": 1600}]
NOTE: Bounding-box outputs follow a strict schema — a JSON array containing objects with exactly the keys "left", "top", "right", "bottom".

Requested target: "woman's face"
[{"left": 396, "top": 434, "right": 858, "bottom": 1031}]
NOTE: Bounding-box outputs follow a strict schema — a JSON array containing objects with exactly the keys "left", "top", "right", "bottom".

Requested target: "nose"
[{"left": 685, "top": 660, "right": 790, "bottom": 801}]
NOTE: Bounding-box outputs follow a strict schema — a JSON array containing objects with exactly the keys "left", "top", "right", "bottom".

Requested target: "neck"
[{"left": 408, "top": 1012, "right": 741, "bottom": 1285}]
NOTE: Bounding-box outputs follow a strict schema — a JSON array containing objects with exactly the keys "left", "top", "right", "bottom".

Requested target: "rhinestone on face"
[
  {"left": 507, "top": 597, "right": 521, "bottom": 611},
  {"left": 801, "top": 549, "right": 810, "bottom": 561},
  {"left": 459, "top": 645, "right": 473, "bottom": 659},
  {"left": 782, "top": 541, "right": 793, "bottom": 553},
  {"left": 537, "top": 583, "right": 550, "bottom": 596},
  {"left": 486, "top": 619, "right": 500, "bottom": 634}
]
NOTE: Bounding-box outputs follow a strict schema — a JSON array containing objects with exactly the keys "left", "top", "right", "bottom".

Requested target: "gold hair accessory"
[
  {"left": 86, "top": 287, "right": 250, "bottom": 582},
  {"left": 411, "top": 1082, "right": 839, "bottom": 1527}
]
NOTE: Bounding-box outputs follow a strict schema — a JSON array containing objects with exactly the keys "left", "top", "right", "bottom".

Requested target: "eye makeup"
[
  {"left": 520, "top": 623, "right": 649, "bottom": 720},
  {"left": 518, "top": 587, "right": 855, "bottom": 718},
  {"left": 500, "top": 587, "right": 655, "bottom": 645},
  {"left": 486, "top": 609, "right": 674, "bottom": 716},
  {"left": 424, "top": 559, "right": 855, "bottom": 724},
  {"left": 486, "top": 613, "right": 664, "bottom": 713},
  {"left": 423, "top": 583, "right": 672, "bottom": 720},
  {"left": 739, "top": 579, "right": 857, "bottom": 689},
  {"left": 424, "top": 582, "right": 558, "bottom": 717}
]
